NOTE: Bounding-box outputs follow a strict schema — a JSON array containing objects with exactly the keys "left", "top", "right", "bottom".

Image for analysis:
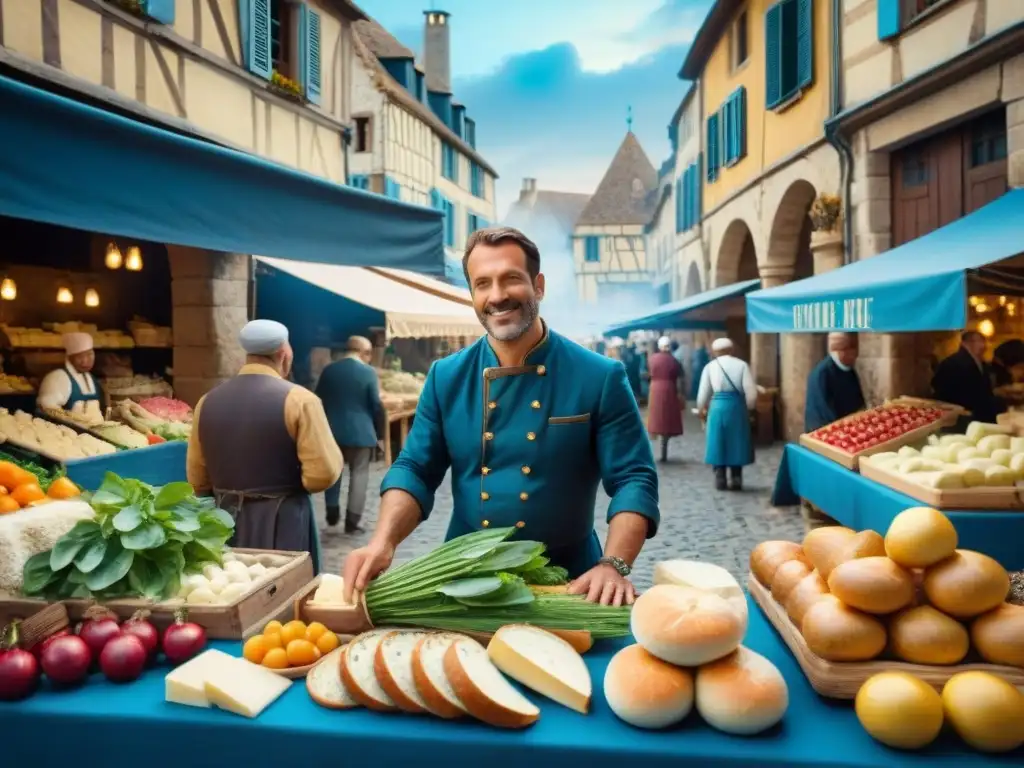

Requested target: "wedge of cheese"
[
  {"left": 487, "top": 624, "right": 591, "bottom": 714},
  {"left": 165, "top": 650, "right": 237, "bottom": 708},
  {"left": 204, "top": 664, "right": 292, "bottom": 718}
]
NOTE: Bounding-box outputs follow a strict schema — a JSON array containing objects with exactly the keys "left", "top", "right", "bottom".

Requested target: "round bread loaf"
[
  {"left": 888, "top": 605, "right": 969, "bottom": 665},
  {"left": 603, "top": 644, "right": 694, "bottom": 729},
  {"left": 942, "top": 672, "right": 1024, "bottom": 753},
  {"left": 694, "top": 646, "right": 788, "bottom": 735},
  {"left": 770, "top": 559, "right": 813, "bottom": 604},
  {"left": 750, "top": 541, "right": 807, "bottom": 587},
  {"left": 855, "top": 672, "right": 944, "bottom": 750},
  {"left": 801, "top": 595, "right": 887, "bottom": 662},
  {"left": 802, "top": 526, "right": 856, "bottom": 578},
  {"left": 631, "top": 585, "right": 746, "bottom": 666},
  {"left": 784, "top": 571, "right": 829, "bottom": 627},
  {"left": 970, "top": 603, "right": 1024, "bottom": 667},
  {"left": 884, "top": 507, "right": 958, "bottom": 568},
  {"left": 922, "top": 550, "right": 1009, "bottom": 619},
  {"left": 827, "top": 556, "right": 915, "bottom": 614}
]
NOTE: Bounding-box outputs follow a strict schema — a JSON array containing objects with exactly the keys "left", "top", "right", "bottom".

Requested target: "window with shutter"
[
  {"left": 694, "top": 156, "right": 702, "bottom": 225},
  {"left": 765, "top": 2, "right": 782, "bottom": 108},
  {"left": 877, "top": 0, "right": 901, "bottom": 39},
  {"left": 584, "top": 237, "right": 601, "bottom": 263},
  {"left": 443, "top": 199, "right": 456, "bottom": 247},
  {"left": 301, "top": 4, "right": 322, "bottom": 104},
  {"left": 430, "top": 188, "right": 443, "bottom": 210},
  {"left": 245, "top": 0, "right": 273, "bottom": 80},
  {"left": 795, "top": 0, "right": 813, "bottom": 91},
  {"left": 706, "top": 113, "right": 720, "bottom": 182},
  {"left": 143, "top": 0, "right": 175, "bottom": 24},
  {"left": 349, "top": 174, "right": 369, "bottom": 190},
  {"left": 765, "top": 0, "right": 813, "bottom": 109},
  {"left": 728, "top": 88, "right": 747, "bottom": 165}
]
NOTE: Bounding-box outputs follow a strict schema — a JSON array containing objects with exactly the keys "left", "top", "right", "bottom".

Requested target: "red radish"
[
  {"left": 99, "top": 634, "right": 147, "bottom": 682},
  {"left": 121, "top": 610, "right": 159, "bottom": 660},
  {"left": 76, "top": 606, "right": 121, "bottom": 658},
  {"left": 40, "top": 634, "right": 91, "bottom": 685},
  {"left": 30, "top": 628, "right": 70, "bottom": 661},
  {"left": 161, "top": 608, "right": 206, "bottom": 665},
  {"left": 0, "top": 621, "right": 40, "bottom": 701}
]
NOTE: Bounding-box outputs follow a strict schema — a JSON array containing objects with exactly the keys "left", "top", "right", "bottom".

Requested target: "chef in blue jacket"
[{"left": 343, "top": 226, "right": 660, "bottom": 605}]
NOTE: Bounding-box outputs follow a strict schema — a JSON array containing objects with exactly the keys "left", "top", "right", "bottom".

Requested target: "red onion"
[
  {"left": 76, "top": 606, "right": 121, "bottom": 659},
  {"left": 40, "top": 634, "right": 91, "bottom": 685},
  {"left": 31, "top": 628, "right": 70, "bottom": 661},
  {"left": 99, "top": 634, "right": 147, "bottom": 682},
  {"left": 161, "top": 608, "right": 206, "bottom": 665},
  {"left": 0, "top": 622, "right": 40, "bottom": 701},
  {"left": 121, "top": 610, "right": 159, "bottom": 660}
]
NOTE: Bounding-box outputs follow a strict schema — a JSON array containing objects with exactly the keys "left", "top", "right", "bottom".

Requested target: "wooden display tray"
[
  {"left": 800, "top": 416, "right": 943, "bottom": 471},
  {"left": 886, "top": 397, "right": 967, "bottom": 427},
  {"left": 860, "top": 458, "right": 1024, "bottom": 510},
  {"left": 0, "top": 549, "right": 314, "bottom": 640},
  {"left": 748, "top": 574, "right": 1024, "bottom": 699},
  {"left": 39, "top": 411, "right": 139, "bottom": 451}
]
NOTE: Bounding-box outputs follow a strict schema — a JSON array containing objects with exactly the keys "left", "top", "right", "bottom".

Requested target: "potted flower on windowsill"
[
  {"left": 270, "top": 71, "right": 303, "bottom": 102},
  {"left": 113, "top": 0, "right": 144, "bottom": 17},
  {"left": 809, "top": 193, "right": 844, "bottom": 273}
]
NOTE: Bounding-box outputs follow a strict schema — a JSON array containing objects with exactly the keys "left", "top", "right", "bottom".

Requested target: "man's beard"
[{"left": 478, "top": 296, "right": 540, "bottom": 342}]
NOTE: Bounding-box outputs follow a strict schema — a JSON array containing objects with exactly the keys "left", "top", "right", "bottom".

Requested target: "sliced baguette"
[
  {"left": 488, "top": 624, "right": 591, "bottom": 713},
  {"left": 374, "top": 630, "right": 428, "bottom": 714},
  {"left": 340, "top": 629, "right": 398, "bottom": 711},
  {"left": 307, "top": 646, "right": 360, "bottom": 710},
  {"left": 412, "top": 632, "right": 473, "bottom": 719},
  {"left": 444, "top": 637, "right": 539, "bottom": 729}
]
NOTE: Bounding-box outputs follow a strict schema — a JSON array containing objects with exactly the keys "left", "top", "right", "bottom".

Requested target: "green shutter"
[
  {"left": 735, "top": 87, "right": 747, "bottom": 161},
  {"left": 765, "top": 2, "right": 782, "bottom": 108},
  {"left": 706, "top": 113, "right": 720, "bottom": 182},
  {"left": 877, "top": 0, "right": 901, "bottom": 40},
  {"left": 302, "top": 5, "right": 322, "bottom": 104},
  {"left": 143, "top": 0, "right": 175, "bottom": 24},
  {"left": 796, "top": 0, "right": 814, "bottom": 90},
  {"left": 246, "top": 0, "right": 272, "bottom": 80}
]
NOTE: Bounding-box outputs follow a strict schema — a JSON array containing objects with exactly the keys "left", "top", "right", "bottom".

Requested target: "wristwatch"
[{"left": 598, "top": 555, "right": 631, "bottom": 577}]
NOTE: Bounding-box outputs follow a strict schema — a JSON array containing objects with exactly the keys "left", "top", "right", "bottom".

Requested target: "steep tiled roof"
[
  {"left": 351, "top": 21, "right": 498, "bottom": 177},
  {"left": 575, "top": 132, "right": 658, "bottom": 226},
  {"left": 505, "top": 190, "right": 592, "bottom": 233}
]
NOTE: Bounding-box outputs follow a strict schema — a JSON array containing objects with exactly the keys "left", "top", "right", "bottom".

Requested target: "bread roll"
[
  {"left": 922, "top": 550, "right": 1009, "bottom": 619},
  {"left": 970, "top": 603, "right": 1024, "bottom": 667},
  {"left": 884, "top": 507, "right": 958, "bottom": 568},
  {"left": 784, "top": 571, "right": 829, "bottom": 627},
  {"left": 827, "top": 556, "right": 915, "bottom": 614},
  {"left": 942, "top": 672, "right": 1024, "bottom": 753},
  {"left": 803, "top": 526, "right": 859, "bottom": 578},
  {"left": 603, "top": 644, "right": 694, "bottom": 729},
  {"left": 801, "top": 595, "right": 887, "bottom": 661},
  {"left": 695, "top": 646, "right": 788, "bottom": 735},
  {"left": 855, "top": 672, "right": 944, "bottom": 750},
  {"left": 888, "top": 605, "right": 969, "bottom": 665},
  {"left": 631, "top": 585, "right": 746, "bottom": 666},
  {"left": 750, "top": 541, "right": 807, "bottom": 586},
  {"left": 770, "top": 559, "right": 813, "bottom": 605}
]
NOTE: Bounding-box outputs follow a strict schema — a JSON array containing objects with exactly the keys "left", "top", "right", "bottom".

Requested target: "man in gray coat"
[{"left": 315, "top": 336, "right": 385, "bottom": 532}]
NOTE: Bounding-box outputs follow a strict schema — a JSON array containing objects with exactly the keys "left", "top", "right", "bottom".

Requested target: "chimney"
[
  {"left": 423, "top": 10, "right": 452, "bottom": 94},
  {"left": 519, "top": 178, "right": 538, "bottom": 205}
]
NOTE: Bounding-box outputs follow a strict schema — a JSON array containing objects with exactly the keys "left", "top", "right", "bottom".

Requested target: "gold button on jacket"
[{"left": 526, "top": 432, "right": 536, "bottom": 441}]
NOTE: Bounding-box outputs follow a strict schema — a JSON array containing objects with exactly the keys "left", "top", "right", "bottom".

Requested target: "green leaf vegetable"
[
  {"left": 21, "top": 472, "right": 234, "bottom": 601},
  {"left": 364, "top": 528, "right": 630, "bottom": 638}
]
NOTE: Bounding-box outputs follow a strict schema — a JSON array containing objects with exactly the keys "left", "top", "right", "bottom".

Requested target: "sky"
[{"left": 355, "top": 0, "right": 713, "bottom": 218}]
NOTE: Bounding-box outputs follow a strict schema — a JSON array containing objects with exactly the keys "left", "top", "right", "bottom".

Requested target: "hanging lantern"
[
  {"left": 125, "top": 246, "right": 143, "bottom": 272},
  {"left": 0, "top": 279, "right": 16, "bottom": 301},
  {"left": 56, "top": 287, "right": 74, "bottom": 304},
  {"left": 85, "top": 288, "right": 100, "bottom": 308},
  {"left": 105, "top": 242, "right": 123, "bottom": 270},
  {"left": 978, "top": 319, "right": 995, "bottom": 338}
]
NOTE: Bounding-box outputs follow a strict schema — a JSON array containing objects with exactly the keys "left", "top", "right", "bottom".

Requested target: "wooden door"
[
  {"left": 933, "top": 132, "right": 964, "bottom": 228},
  {"left": 891, "top": 142, "right": 939, "bottom": 246},
  {"left": 963, "top": 111, "right": 1008, "bottom": 213}
]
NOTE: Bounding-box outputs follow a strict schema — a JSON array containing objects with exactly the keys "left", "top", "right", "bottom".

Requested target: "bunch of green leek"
[{"left": 364, "top": 527, "right": 631, "bottom": 639}]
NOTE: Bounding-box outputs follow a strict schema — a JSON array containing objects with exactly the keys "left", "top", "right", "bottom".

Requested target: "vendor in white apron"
[
  {"left": 37, "top": 332, "right": 105, "bottom": 424},
  {"left": 696, "top": 337, "right": 758, "bottom": 491}
]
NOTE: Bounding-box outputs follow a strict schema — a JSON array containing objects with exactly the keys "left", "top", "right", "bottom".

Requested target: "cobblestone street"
[{"left": 316, "top": 414, "right": 804, "bottom": 589}]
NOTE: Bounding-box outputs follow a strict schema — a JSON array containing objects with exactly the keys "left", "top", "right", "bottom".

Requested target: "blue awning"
[
  {"left": 0, "top": 74, "right": 445, "bottom": 275},
  {"left": 746, "top": 189, "right": 1024, "bottom": 333},
  {"left": 603, "top": 278, "right": 760, "bottom": 336}
]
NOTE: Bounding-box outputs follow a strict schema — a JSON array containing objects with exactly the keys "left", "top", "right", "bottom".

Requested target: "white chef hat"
[
  {"left": 63, "top": 332, "right": 94, "bottom": 356},
  {"left": 711, "top": 337, "right": 734, "bottom": 353},
  {"left": 239, "top": 320, "right": 289, "bottom": 355},
  {"left": 657, "top": 336, "right": 672, "bottom": 350}
]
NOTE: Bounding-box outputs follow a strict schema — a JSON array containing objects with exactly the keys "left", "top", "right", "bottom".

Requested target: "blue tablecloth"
[
  {"left": 65, "top": 440, "right": 187, "bottom": 489},
  {"left": 2, "top": 597, "right": 1018, "bottom": 767},
  {"left": 773, "top": 444, "right": 1024, "bottom": 570}
]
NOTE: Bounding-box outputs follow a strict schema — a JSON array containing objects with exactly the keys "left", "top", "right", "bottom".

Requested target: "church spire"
[{"left": 626, "top": 105, "right": 633, "bottom": 133}]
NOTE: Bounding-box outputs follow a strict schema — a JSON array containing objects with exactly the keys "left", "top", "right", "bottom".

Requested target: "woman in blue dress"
[{"left": 696, "top": 338, "right": 759, "bottom": 491}]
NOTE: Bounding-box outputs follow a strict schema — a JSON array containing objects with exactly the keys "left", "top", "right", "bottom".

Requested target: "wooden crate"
[
  {"left": 298, "top": 576, "right": 374, "bottom": 635},
  {"left": 860, "top": 459, "right": 1024, "bottom": 510},
  {"left": 800, "top": 416, "right": 943, "bottom": 471},
  {"left": 0, "top": 548, "right": 314, "bottom": 640},
  {"left": 748, "top": 574, "right": 1024, "bottom": 699}
]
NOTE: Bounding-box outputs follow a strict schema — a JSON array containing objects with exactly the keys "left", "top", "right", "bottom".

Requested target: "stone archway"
[
  {"left": 684, "top": 261, "right": 702, "bottom": 297},
  {"left": 713, "top": 219, "right": 757, "bottom": 361}
]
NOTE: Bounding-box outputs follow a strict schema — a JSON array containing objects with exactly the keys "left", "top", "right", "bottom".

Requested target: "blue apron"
[
  {"left": 704, "top": 361, "right": 753, "bottom": 468},
  {"left": 64, "top": 369, "right": 102, "bottom": 410}
]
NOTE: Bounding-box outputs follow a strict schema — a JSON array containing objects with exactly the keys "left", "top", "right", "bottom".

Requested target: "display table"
[
  {"left": 383, "top": 408, "right": 415, "bottom": 466},
  {"left": 773, "top": 444, "right": 1024, "bottom": 570},
  {"left": 64, "top": 440, "right": 187, "bottom": 489},
  {"left": 2, "top": 597, "right": 1018, "bottom": 766}
]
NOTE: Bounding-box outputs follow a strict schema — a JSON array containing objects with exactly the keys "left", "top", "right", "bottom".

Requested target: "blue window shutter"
[
  {"left": 303, "top": 5, "right": 322, "bottom": 104},
  {"left": 246, "top": 0, "right": 272, "bottom": 80},
  {"left": 676, "top": 177, "right": 683, "bottom": 232},
  {"left": 765, "top": 2, "right": 782, "bottom": 108},
  {"left": 736, "top": 88, "right": 747, "bottom": 161},
  {"left": 143, "top": 0, "right": 175, "bottom": 24},
  {"left": 796, "top": 0, "right": 814, "bottom": 90},
  {"left": 430, "top": 188, "right": 442, "bottom": 210},
  {"left": 877, "top": 0, "right": 901, "bottom": 40},
  {"left": 694, "top": 159, "right": 702, "bottom": 226},
  {"left": 706, "top": 113, "right": 719, "bottom": 182}
]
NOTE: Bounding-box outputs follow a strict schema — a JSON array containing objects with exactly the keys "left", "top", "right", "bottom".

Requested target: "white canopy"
[
  {"left": 255, "top": 257, "right": 483, "bottom": 339},
  {"left": 368, "top": 267, "right": 473, "bottom": 306}
]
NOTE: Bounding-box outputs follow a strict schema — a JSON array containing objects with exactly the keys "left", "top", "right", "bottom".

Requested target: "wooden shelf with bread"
[{"left": 749, "top": 507, "right": 1024, "bottom": 703}]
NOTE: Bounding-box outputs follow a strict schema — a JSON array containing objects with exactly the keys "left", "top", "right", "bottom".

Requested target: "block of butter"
[{"left": 166, "top": 649, "right": 292, "bottom": 718}]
